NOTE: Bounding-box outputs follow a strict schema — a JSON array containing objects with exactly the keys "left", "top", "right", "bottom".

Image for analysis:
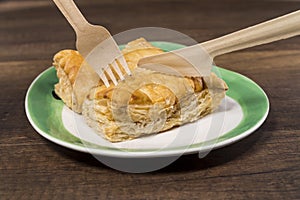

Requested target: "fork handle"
[
  {"left": 201, "top": 10, "right": 300, "bottom": 57},
  {"left": 52, "top": 0, "right": 89, "bottom": 33}
]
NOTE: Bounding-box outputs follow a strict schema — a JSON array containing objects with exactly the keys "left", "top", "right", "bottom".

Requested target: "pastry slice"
[{"left": 53, "top": 38, "right": 228, "bottom": 142}]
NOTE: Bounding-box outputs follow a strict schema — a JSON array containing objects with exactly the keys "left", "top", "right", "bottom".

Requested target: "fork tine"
[
  {"left": 98, "top": 68, "right": 110, "bottom": 87},
  {"left": 117, "top": 56, "right": 131, "bottom": 76},
  {"left": 111, "top": 60, "right": 125, "bottom": 81},
  {"left": 105, "top": 66, "right": 118, "bottom": 86}
]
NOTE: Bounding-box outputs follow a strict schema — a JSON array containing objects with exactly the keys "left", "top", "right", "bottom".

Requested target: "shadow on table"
[
  {"left": 47, "top": 122, "right": 268, "bottom": 173},
  {"left": 47, "top": 142, "right": 109, "bottom": 169},
  {"left": 158, "top": 132, "right": 260, "bottom": 173}
]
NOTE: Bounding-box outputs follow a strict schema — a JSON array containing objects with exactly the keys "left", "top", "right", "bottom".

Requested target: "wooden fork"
[
  {"left": 138, "top": 10, "right": 300, "bottom": 77},
  {"left": 52, "top": 0, "right": 131, "bottom": 87}
]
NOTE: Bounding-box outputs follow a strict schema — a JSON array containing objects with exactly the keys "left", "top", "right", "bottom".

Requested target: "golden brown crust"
[
  {"left": 53, "top": 50, "right": 84, "bottom": 109},
  {"left": 53, "top": 50, "right": 83, "bottom": 85}
]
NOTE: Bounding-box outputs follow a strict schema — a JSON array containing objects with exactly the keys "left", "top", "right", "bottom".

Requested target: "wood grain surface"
[{"left": 0, "top": 0, "right": 299, "bottom": 199}]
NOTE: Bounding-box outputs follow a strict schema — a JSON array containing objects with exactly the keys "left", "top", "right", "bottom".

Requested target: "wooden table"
[{"left": 1, "top": 0, "right": 299, "bottom": 199}]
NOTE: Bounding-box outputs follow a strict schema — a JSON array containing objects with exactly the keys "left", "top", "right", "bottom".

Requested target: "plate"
[{"left": 25, "top": 42, "right": 269, "bottom": 158}]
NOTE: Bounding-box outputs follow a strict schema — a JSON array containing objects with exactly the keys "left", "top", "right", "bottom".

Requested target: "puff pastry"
[{"left": 53, "top": 38, "right": 228, "bottom": 142}]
